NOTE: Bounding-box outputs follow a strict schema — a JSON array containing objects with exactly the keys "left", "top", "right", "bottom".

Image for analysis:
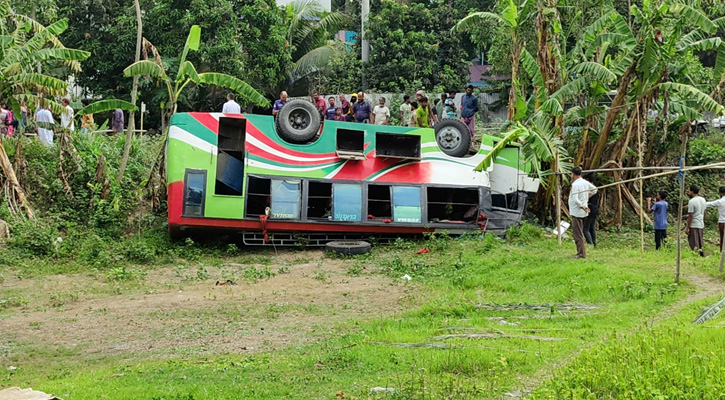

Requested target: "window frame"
[{"left": 183, "top": 169, "right": 208, "bottom": 217}]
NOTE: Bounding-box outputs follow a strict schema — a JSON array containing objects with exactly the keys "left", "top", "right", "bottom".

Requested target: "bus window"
[
  {"left": 367, "top": 184, "right": 391, "bottom": 220},
  {"left": 392, "top": 186, "right": 421, "bottom": 223},
  {"left": 307, "top": 182, "right": 332, "bottom": 220},
  {"left": 332, "top": 183, "right": 362, "bottom": 222},
  {"left": 427, "top": 187, "right": 479, "bottom": 223},
  {"left": 270, "top": 179, "right": 301, "bottom": 219},
  {"left": 245, "top": 176, "right": 271, "bottom": 217},
  {"left": 183, "top": 169, "right": 207, "bottom": 217}
]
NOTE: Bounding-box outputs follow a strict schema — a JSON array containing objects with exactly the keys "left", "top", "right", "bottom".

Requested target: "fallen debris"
[
  {"left": 429, "top": 332, "right": 566, "bottom": 342},
  {"left": 370, "top": 387, "right": 396, "bottom": 394},
  {"left": 0, "top": 387, "right": 63, "bottom": 400},
  {"left": 215, "top": 279, "right": 237, "bottom": 286},
  {"left": 477, "top": 303, "right": 600, "bottom": 312}
]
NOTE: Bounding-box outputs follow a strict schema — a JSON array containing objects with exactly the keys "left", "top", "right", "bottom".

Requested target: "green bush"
[{"left": 8, "top": 220, "right": 56, "bottom": 256}]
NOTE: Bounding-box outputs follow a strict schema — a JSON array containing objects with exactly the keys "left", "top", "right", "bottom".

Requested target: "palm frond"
[
  {"left": 658, "top": 82, "right": 725, "bottom": 115},
  {"left": 715, "top": 45, "right": 725, "bottom": 78},
  {"left": 693, "top": 297, "right": 725, "bottom": 324},
  {"left": 668, "top": 3, "right": 716, "bottom": 34},
  {"left": 78, "top": 99, "right": 138, "bottom": 115},
  {"left": 178, "top": 61, "right": 200, "bottom": 83},
  {"left": 14, "top": 94, "right": 64, "bottom": 114},
  {"left": 521, "top": 48, "right": 546, "bottom": 106},
  {"left": 197, "top": 72, "right": 270, "bottom": 107},
  {"left": 9, "top": 73, "right": 67, "bottom": 93},
  {"left": 33, "top": 48, "right": 90, "bottom": 63},
  {"left": 124, "top": 60, "right": 168, "bottom": 80},
  {"left": 291, "top": 44, "right": 337, "bottom": 78},
  {"left": 571, "top": 62, "right": 617, "bottom": 83},
  {"left": 677, "top": 37, "right": 723, "bottom": 53},
  {"left": 540, "top": 98, "right": 563, "bottom": 116},
  {"left": 177, "top": 25, "right": 201, "bottom": 81},
  {"left": 453, "top": 12, "right": 508, "bottom": 33},
  {"left": 475, "top": 123, "right": 528, "bottom": 172}
]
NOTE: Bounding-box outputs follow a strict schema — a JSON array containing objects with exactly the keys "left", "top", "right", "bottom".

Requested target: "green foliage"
[
  {"left": 366, "top": 1, "right": 469, "bottom": 92},
  {"left": 688, "top": 138, "right": 725, "bottom": 165},
  {"left": 505, "top": 221, "right": 543, "bottom": 243},
  {"left": 243, "top": 265, "right": 276, "bottom": 283},
  {"left": 8, "top": 220, "right": 56, "bottom": 256},
  {"left": 106, "top": 266, "right": 147, "bottom": 282}
]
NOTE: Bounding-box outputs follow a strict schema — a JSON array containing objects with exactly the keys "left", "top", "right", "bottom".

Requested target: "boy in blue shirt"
[{"left": 647, "top": 191, "right": 669, "bottom": 250}]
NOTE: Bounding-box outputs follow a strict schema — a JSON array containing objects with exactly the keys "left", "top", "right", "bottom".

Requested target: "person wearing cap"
[{"left": 346, "top": 93, "right": 357, "bottom": 122}]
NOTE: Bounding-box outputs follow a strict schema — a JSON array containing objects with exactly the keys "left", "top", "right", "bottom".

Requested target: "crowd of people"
[
  {"left": 569, "top": 166, "right": 725, "bottom": 259},
  {"left": 264, "top": 86, "right": 480, "bottom": 136},
  {"left": 0, "top": 98, "right": 128, "bottom": 147}
]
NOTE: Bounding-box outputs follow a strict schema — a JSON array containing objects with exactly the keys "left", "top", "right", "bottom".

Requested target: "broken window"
[
  {"left": 245, "top": 176, "right": 270, "bottom": 217},
  {"left": 307, "top": 181, "right": 332, "bottom": 220},
  {"left": 367, "top": 184, "right": 392, "bottom": 220},
  {"left": 336, "top": 128, "right": 365, "bottom": 160},
  {"left": 215, "top": 117, "right": 246, "bottom": 195},
  {"left": 426, "top": 187, "right": 479, "bottom": 223},
  {"left": 376, "top": 133, "right": 421, "bottom": 160}
]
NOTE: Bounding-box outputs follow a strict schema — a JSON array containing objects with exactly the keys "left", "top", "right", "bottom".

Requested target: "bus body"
[{"left": 167, "top": 112, "right": 539, "bottom": 245}]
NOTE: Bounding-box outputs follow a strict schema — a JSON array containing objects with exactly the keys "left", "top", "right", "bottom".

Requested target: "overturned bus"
[{"left": 167, "top": 100, "right": 539, "bottom": 245}]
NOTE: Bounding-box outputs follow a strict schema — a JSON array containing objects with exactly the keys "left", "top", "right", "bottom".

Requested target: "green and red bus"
[{"left": 167, "top": 100, "right": 539, "bottom": 245}]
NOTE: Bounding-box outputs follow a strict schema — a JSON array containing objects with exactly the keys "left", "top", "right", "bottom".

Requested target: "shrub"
[{"left": 8, "top": 220, "right": 56, "bottom": 256}]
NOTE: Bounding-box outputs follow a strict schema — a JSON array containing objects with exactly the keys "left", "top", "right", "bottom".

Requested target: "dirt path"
[{"left": 0, "top": 251, "right": 414, "bottom": 364}]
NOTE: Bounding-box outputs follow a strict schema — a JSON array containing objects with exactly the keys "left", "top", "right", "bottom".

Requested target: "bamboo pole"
[
  {"left": 675, "top": 131, "right": 688, "bottom": 284},
  {"left": 638, "top": 106, "right": 644, "bottom": 254},
  {"left": 556, "top": 149, "right": 562, "bottom": 246},
  {"left": 594, "top": 161, "right": 725, "bottom": 191}
]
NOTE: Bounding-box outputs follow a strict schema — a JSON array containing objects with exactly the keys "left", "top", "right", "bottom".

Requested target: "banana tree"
[
  {"left": 124, "top": 25, "right": 270, "bottom": 133},
  {"left": 454, "top": 0, "right": 534, "bottom": 120},
  {"left": 123, "top": 25, "right": 269, "bottom": 210}
]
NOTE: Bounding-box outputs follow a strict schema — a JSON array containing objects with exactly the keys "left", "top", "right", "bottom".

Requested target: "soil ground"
[{"left": 0, "top": 250, "right": 412, "bottom": 364}]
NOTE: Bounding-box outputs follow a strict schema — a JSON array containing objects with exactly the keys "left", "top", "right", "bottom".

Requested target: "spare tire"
[
  {"left": 325, "top": 240, "right": 372, "bottom": 255},
  {"left": 434, "top": 118, "right": 471, "bottom": 157},
  {"left": 275, "top": 99, "right": 321, "bottom": 144}
]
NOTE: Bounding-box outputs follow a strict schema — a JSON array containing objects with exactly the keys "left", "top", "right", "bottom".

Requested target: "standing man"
[
  {"left": 222, "top": 93, "right": 241, "bottom": 114},
  {"left": 312, "top": 92, "right": 326, "bottom": 117},
  {"left": 325, "top": 97, "right": 338, "bottom": 120},
  {"left": 647, "top": 191, "right": 669, "bottom": 250},
  {"left": 415, "top": 97, "right": 431, "bottom": 128},
  {"left": 444, "top": 90, "right": 457, "bottom": 119},
  {"left": 353, "top": 92, "right": 372, "bottom": 123},
  {"left": 706, "top": 186, "right": 725, "bottom": 252},
  {"left": 399, "top": 95, "right": 412, "bottom": 127},
  {"left": 35, "top": 104, "right": 55, "bottom": 146},
  {"left": 685, "top": 185, "right": 706, "bottom": 257},
  {"left": 112, "top": 108, "right": 124, "bottom": 134},
  {"left": 460, "top": 85, "right": 479, "bottom": 138},
  {"left": 61, "top": 98, "right": 75, "bottom": 130},
  {"left": 339, "top": 94, "right": 351, "bottom": 118},
  {"left": 436, "top": 93, "right": 447, "bottom": 122},
  {"left": 372, "top": 97, "right": 390, "bottom": 125},
  {"left": 272, "top": 91, "right": 288, "bottom": 116},
  {"left": 582, "top": 173, "right": 599, "bottom": 247},
  {"left": 568, "top": 167, "right": 597, "bottom": 259}
]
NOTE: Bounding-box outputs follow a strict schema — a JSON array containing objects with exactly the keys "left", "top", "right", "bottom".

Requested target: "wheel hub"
[
  {"left": 437, "top": 127, "right": 461, "bottom": 150},
  {"left": 289, "top": 110, "right": 310, "bottom": 130}
]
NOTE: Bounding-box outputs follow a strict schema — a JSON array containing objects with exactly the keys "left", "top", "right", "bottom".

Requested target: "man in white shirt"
[
  {"left": 222, "top": 93, "right": 241, "bottom": 114},
  {"left": 61, "top": 98, "right": 74, "bottom": 130},
  {"left": 706, "top": 186, "right": 725, "bottom": 252},
  {"left": 568, "top": 167, "right": 597, "bottom": 259},
  {"left": 686, "top": 185, "right": 707, "bottom": 257},
  {"left": 35, "top": 105, "right": 55, "bottom": 146},
  {"left": 371, "top": 97, "right": 390, "bottom": 125}
]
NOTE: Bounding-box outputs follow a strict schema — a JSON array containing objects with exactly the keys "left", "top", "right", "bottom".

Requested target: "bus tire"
[
  {"left": 275, "top": 99, "right": 321, "bottom": 144},
  {"left": 435, "top": 118, "right": 471, "bottom": 157},
  {"left": 325, "top": 240, "right": 372, "bottom": 255}
]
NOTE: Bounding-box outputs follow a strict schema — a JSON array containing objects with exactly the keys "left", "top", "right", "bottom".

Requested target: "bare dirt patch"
[{"left": 0, "top": 250, "right": 414, "bottom": 365}]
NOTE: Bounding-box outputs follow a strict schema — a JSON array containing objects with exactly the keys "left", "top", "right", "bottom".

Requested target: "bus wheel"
[
  {"left": 435, "top": 119, "right": 471, "bottom": 157},
  {"left": 325, "top": 240, "right": 372, "bottom": 255},
  {"left": 275, "top": 99, "right": 321, "bottom": 144}
]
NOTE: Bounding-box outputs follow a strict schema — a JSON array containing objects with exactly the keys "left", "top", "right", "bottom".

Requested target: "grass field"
[{"left": 1, "top": 224, "right": 724, "bottom": 399}]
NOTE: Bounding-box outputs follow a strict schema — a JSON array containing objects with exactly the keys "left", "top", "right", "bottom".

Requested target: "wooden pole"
[
  {"left": 675, "top": 131, "right": 688, "bottom": 284},
  {"left": 637, "top": 105, "right": 644, "bottom": 254},
  {"left": 556, "top": 150, "right": 562, "bottom": 246},
  {"left": 719, "top": 241, "right": 725, "bottom": 274},
  {"left": 594, "top": 161, "right": 725, "bottom": 191}
]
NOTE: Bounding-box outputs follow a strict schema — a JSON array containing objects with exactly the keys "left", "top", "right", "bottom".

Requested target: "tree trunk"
[
  {"left": 675, "top": 129, "right": 688, "bottom": 283},
  {"left": 508, "top": 34, "right": 520, "bottom": 121},
  {"left": 118, "top": 0, "right": 143, "bottom": 182},
  {"left": 587, "top": 63, "right": 636, "bottom": 169},
  {"left": 0, "top": 138, "right": 34, "bottom": 219}
]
